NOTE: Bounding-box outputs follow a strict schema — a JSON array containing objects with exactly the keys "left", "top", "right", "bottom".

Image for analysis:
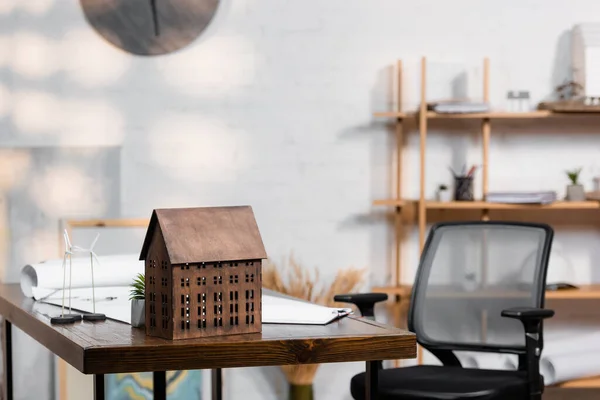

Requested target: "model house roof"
[{"left": 140, "top": 206, "right": 267, "bottom": 264}]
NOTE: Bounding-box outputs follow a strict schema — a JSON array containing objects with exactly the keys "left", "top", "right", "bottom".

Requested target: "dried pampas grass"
[{"left": 263, "top": 254, "right": 366, "bottom": 385}]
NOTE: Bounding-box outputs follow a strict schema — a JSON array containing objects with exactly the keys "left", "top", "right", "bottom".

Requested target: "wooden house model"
[{"left": 139, "top": 206, "right": 267, "bottom": 340}]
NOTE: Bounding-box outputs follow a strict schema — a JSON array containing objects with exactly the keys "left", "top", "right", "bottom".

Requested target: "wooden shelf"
[
  {"left": 427, "top": 200, "right": 600, "bottom": 210},
  {"left": 373, "top": 199, "right": 406, "bottom": 207},
  {"left": 427, "top": 111, "right": 556, "bottom": 119},
  {"left": 373, "top": 200, "right": 600, "bottom": 210},
  {"left": 373, "top": 111, "right": 409, "bottom": 118},
  {"left": 373, "top": 110, "right": 600, "bottom": 120},
  {"left": 373, "top": 284, "right": 600, "bottom": 300}
]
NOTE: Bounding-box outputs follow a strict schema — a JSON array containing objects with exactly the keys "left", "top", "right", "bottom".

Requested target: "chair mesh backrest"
[{"left": 409, "top": 222, "right": 553, "bottom": 351}]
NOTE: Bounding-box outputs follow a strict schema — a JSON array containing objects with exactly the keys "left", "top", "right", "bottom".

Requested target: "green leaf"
[{"left": 129, "top": 273, "right": 145, "bottom": 300}]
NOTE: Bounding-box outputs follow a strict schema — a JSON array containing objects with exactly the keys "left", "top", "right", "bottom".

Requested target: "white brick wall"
[{"left": 3, "top": 1, "right": 600, "bottom": 399}]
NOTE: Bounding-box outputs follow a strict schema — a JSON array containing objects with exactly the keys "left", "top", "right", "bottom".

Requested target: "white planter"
[
  {"left": 131, "top": 299, "right": 145, "bottom": 328},
  {"left": 566, "top": 184, "right": 585, "bottom": 201},
  {"left": 437, "top": 190, "right": 452, "bottom": 202}
]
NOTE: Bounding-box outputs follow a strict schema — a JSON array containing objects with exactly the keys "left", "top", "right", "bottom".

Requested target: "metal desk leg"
[
  {"left": 93, "top": 374, "right": 104, "bottom": 400},
  {"left": 153, "top": 371, "right": 166, "bottom": 400},
  {"left": 211, "top": 368, "right": 222, "bottom": 400},
  {"left": 2, "top": 320, "right": 12, "bottom": 400},
  {"left": 366, "top": 360, "right": 379, "bottom": 400}
]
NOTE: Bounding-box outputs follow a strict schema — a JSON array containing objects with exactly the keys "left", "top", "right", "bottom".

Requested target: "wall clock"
[{"left": 80, "top": 0, "right": 220, "bottom": 56}]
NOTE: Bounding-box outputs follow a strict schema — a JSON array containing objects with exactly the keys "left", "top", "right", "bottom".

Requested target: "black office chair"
[{"left": 335, "top": 221, "right": 555, "bottom": 400}]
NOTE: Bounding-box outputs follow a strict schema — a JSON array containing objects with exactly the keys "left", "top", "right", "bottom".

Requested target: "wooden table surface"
[{"left": 0, "top": 284, "right": 416, "bottom": 375}]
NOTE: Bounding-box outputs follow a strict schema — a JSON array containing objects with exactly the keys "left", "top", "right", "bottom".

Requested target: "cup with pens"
[{"left": 449, "top": 165, "right": 478, "bottom": 201}]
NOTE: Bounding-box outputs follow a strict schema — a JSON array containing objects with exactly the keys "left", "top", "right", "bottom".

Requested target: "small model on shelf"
[
  {"left": 566, "top": 168, "right": 585, "bottom": 201},
  {"left": 50, "top": 231, "right": 107, "bottom": 324},
  {"left": 436, "top": 184, "right": 451, "bottom": 202},
  {"left": 50, "top": 230, "right": 82, "bottom": 324}
]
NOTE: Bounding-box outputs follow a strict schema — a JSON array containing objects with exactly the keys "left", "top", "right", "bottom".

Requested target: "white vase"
[
  {"left": 437, "top": 190, "right": 452, "bottom": 202},
  {"left": 131, "top": 299, "right": 145, "bottom": 328},
  {"left": 566, "top": 184, "right": 585, "bottom": 201}
]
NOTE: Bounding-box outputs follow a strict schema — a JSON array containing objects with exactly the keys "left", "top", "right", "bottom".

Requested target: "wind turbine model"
[
  {"left": 72, "top": 233, "right": 106, "bottom": 321},
  {"left": 50, "top": 230, "right": 82, "bottom": 324}
]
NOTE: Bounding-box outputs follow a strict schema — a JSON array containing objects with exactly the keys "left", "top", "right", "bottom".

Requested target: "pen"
[{"left": 467, "top": 165, "right": 477, "bottom": 177}]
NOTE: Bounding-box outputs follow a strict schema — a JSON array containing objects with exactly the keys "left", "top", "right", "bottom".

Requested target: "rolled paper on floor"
[
  {"left": 540, "top": 351, "right": 600, "bottom": 385},
  {"left": 542, "top": 332, "right": 600, "bottom": 357},
  {"left": 454, "top": 352, "right": 479, "bottom": 369},
  {"left": 502, "top": 354, "right": 519, "bottom": 370}
]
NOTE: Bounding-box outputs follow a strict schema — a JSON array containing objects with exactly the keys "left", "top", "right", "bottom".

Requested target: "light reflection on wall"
[
  {"left": 0, "top": 0, "right": 54, "bottom": 15},
  {"left": 60, "top": 28, "right": 131, "bottom": 88},
  {"left": 0, "top": 0, "right": 16, "bottom": 15},
  {"left": 20, "top": 0, "right": 54, "bottom": 15},
  {"left": 12, "top": 90, "right": 60, "bottom": 133},
  {"left": 159, "top": 36, "right": 257, "bottom": 96},
  {"left": 147, "top": 113, "right": 247, "bottom": 182},
  {"left": 0, "top": 150, "right": 31, "bottom": 190},
  {"left": 0, "top": 36, "right": 9, "bottom": 67},
  {"left": 12, "top": 90, "right": 125, "bottom": 145},
  {"left": 12, "top": 32, "right": 58, "bottom": 79},
  {"left": 28, "top": 165, "right": 107, "bottom": 218},
  {"left": 59, "top": 98, "right": 124, "bottom": 145},
  {"left": 0, "top": 83, "right": 9, "bottom": 118}
]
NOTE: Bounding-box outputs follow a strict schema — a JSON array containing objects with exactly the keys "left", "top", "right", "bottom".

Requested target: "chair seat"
[{"left": 350, "top": 365, "right": 530, "bottom": 400}]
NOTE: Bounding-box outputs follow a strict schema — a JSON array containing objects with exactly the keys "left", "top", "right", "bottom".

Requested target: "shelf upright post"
[
  {"left": 480, "top": 58, "right": 491, "bottom": 342},
  {"left": 482, "top": 57, "right": 491, "bottom": 221},
  {"left": 392, "top": 60, "right": 405, "bottom": 369},
  {"left": 417, "top": 56, "right": 428, "bottom": 366},
  {"left": 418, "top": 57, "right": 427, "bottom": 251},
  {"left": 395, "top": 60, "right": 404, "bottom": 290}
]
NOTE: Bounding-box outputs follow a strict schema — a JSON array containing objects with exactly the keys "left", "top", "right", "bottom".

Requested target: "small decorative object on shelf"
[
  {"left": 139, "top": 206, "right": 267, "bottom": 340},
  {"left": 74, "top": 234, "right": 106, "bottom": 322},
  {"left": 50, "top": 230, "right": 82, "bottom": 324},
  {"left": 130, "top": 273, "right": 146, "bottom": 328},
  {"left": 593, "top": 176, "right": 600, "bottom": 192},
  {"left": 507, "top": 91, "right": 530, "bottom": 112},
  {"left": 436, "top": 184, "right": 451, "bottom": 202},
  {"left": 450, "top": 165, "right": 477, "bottom": 201},
  {"left": 566, "top": 168, "right": 585, "bottom": 201},
  {"left": 262, "top": 254, "right": 365, "bottom": 400}
]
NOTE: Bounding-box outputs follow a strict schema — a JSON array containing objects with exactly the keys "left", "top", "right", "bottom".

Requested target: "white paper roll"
[
  {"left": 456, "top": 352, "right": 516, "bottom": 370},
  {"left": 541, "top": 352, "right": 600, "bottom": 385},
  {"left": 543, "top": 332, "right": 600, "bottom": 357},
  {"left": 20, "top": 254, "right": 144, "bottom": 299},
  {"left": 455, "top": 352, "right": 479, "bottom": 369}
]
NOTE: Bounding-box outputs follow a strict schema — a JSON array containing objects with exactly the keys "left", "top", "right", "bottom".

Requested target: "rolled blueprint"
[{"left": 20, "top": 254, "right": 143, "bottom": 299}]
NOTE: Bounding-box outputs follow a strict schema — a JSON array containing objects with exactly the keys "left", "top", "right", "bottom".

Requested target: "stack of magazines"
[{"left": 486, "top": 191, "right": 557, "bottom": 204}]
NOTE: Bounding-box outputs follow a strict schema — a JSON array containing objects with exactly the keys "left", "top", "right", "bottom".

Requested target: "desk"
[{"left": 0, "top": 284, "right": 416, "bottom": 400}]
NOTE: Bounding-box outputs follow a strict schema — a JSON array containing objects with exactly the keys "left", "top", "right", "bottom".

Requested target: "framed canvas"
[{"left": 106, "top": 370, "right": 206, "bottom": 399}]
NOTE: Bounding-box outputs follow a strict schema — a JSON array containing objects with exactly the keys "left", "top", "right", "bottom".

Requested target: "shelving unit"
[{"left": 374, "top": 56, "right": 600, "bottom": 389}]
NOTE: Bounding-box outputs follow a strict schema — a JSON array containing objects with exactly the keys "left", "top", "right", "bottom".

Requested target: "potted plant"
[
  {"left": 129, "top": 273, "right": 145, "bottom": 328},
  {"left": 566, "top": 168, "right": 585, "bottom": 201},
  {"left": 436, "top": 184, "right": 452, "bottom": 202}
]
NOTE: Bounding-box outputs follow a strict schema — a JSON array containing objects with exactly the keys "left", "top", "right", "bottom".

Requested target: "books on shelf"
[
  {"left": 429, "top": 101, "right": 490, "bottom": 114},
  {"left": 486, "top": 191, "right": 557, "bottom": 204}
]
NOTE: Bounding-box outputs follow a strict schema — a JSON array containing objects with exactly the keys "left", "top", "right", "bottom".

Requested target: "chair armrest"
[
  {"left": 501, "top": 307, "right": 555, "bottom": 321},
  {"left": 333, "top": 293, "right": 388, "bottom": 319},
  {"left": 501, "top": 307, "right": 554, "bottom": 398}
]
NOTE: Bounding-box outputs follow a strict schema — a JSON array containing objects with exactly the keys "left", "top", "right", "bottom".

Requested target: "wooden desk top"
[{"left": 0, "top": 284, "right": 416, "bottom": 374}]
